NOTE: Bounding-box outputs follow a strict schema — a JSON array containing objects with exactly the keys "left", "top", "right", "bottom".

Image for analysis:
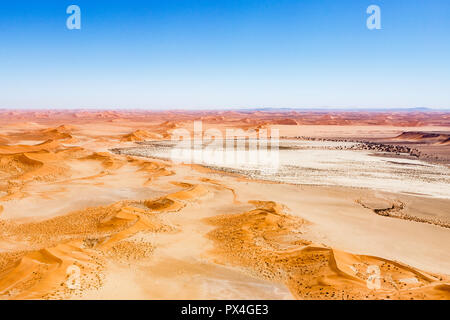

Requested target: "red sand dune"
[
  {"left": 395, "top": 131, "right": 450, "bottom": 143},
  {"left": 438, "top": 137, "right": 450, "bottom": 145},
  {"left": 1, "top": 110, "right": 449, "bottom": 127}
]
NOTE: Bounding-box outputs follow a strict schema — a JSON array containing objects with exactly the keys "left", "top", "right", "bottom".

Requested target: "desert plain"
[{"left": 0, "top": 109, "right": 449, "bottom": 300}]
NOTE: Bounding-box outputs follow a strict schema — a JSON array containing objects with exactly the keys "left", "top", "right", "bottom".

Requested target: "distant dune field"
[{"left": 0, "top": 110, "right": 449, "bottom": 300}]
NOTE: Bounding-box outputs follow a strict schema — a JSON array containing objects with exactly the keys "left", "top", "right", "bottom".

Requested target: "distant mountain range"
[{"left": 238, "top": 107, "right": 450, "bottom": 113}]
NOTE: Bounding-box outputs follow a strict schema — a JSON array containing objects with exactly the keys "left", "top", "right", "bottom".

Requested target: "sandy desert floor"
[{"left": 0, "top": 110, "right": 449, "bottom": 300}]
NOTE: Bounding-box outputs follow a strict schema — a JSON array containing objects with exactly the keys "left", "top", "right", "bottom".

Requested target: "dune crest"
[
  {"left": 0, "top": 112, "right": 448, "bottom": 300},
  {"left": 121, "top": 130, "right": 163, "bottom": 142},
  {"left": 205, "top": 201, "right": 450, "bottom": 300},
  {"left": 395, "top": 131, "right": 450, "bottom": 143},
  {"left": 0, "top": 181, "right": 212, "bottom": 299}
]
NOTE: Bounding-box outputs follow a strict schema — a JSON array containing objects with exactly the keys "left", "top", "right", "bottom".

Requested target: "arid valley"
[{"left": 0, "top": 109, "right": 449, "bottom": 300}]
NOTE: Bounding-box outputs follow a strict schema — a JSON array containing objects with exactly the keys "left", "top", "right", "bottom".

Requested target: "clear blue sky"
[{"left": 0, "top": 0, "right": 449, "bottom": 110}]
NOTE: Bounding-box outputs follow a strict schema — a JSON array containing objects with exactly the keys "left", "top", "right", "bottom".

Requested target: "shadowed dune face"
[
  {"left": 441, "top": 137, "right": 450, "bottom": 146},
  {"left": 0, "top": 110, "right": 448, "bottom": 300},
  {"left": 394, "top": 131, "right": 450, "bottom": 144}
]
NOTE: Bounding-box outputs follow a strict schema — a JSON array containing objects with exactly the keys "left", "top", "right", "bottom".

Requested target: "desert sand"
[{"left": 0, "top": 110, "right": 449, "bottom": 300}]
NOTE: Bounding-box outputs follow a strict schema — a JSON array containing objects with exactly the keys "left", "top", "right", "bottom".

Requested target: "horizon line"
[{"left": 1, "top": 107, "right": 450, "bottom": 113}]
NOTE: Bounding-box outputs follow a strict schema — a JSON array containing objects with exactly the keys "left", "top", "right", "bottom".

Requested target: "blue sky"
[{"left": 0, "top": 0, "right": 449, "bottom": 110}]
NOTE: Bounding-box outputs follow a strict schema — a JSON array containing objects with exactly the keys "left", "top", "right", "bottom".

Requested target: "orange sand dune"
[
  {"left": 437, "top": 137, "right": 450, "bottom": 146},
  {"left": 0, "top": 139, "right": 62, "bottom": 155},
  {"left": 0, "top": 241, "right": 103, "bottom": 300},
  {"left": 0, "top": 139, "right": 111, "bottom": 201},
  {"left": 0, "top": 151, "right": 69, "bottom": 183},
  {"left": 168, "top": 183, "right": 209, "bottom": 201},
  {"left": 0, "top": 111, "right": 448, "bottom": 300},
  {"left": 0, "top": 181, "right": 208, "bottom": 299},
  {"left": 121, "top": 130, "right": 163, "bottom": 142},
  {"left": 81, "top": 152, "right": 125, "bottom": 170},
  {"left": 1, "top": 125, "right": 77, "bottom": 144},
  {"left": 0, "top": 135, "right": 9, "bottom": 145},
  {"left": 206, "top": 201, "right": 450, "bottom": 300},
  {"left": 127, "top": 157, "right": 175, "bottom": 184},
  {"left": 143, "top": 183, "right": 209, "bottom": 213}
]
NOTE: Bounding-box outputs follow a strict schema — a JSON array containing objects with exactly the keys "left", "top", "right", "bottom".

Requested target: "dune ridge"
[
  {"left": 395, "top": 131, "right": 450, "bottom": 144},
  {"left": 121, "top": 130, "right": 163, "bottom": 142},
  {"left": 0, "top": 111, "right": 448, "bottom": 300},
  {"left": 0, "top": 177, "right": 214, "bottom": 299},
  {"left": 205, "top": 201, "right": 450, "bottom": 300}
]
